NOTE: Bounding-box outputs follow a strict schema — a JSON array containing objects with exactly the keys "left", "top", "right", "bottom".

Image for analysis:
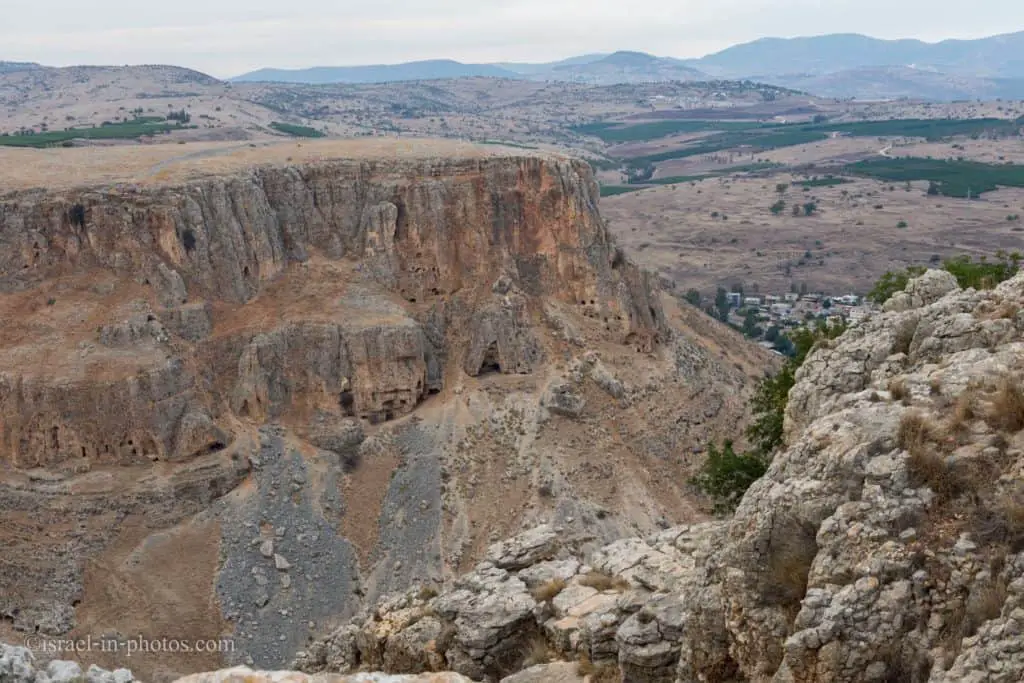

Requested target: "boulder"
[{"left": 485, "top": 526, "right": 560, "bottom": 570}]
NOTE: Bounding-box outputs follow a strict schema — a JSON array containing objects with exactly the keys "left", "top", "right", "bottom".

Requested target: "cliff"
[
  {"left": 0, "top": 140, "right": 770, "bottom": 681},
  {"left": 292, "top": 269, "right": 1024, "bottom": 683}
]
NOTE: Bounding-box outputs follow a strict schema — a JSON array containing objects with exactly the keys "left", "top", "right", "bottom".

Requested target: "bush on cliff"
[
  {"left": 869, "top": 252, "right": 1021, "bottom": 304},
  {"left": 693, "top": 320, "right": 846, "bottom": 512}
]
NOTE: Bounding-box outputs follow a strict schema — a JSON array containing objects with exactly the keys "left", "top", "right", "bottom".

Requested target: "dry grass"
[
  {"left": 578, "top": 572, "right": 630, "bottom": 592},
  {"left": 531, "top": 578, "right": 566, "bottom": 603},
  {"left": 971, "top": 491, "right": 1024, "bottom": 552},
  {"left": 577, "top": 654, "right": 621, "bottom": 683},
  {"left": 889, "top": 378, "right": 911, "bottom": 405},
  {"left": 602, "top": 173, "right": 1024, "bottom": 299},
  {"left": 965, "top": 580, "right": 1008, "bottom": 633},
  {"left": 898, "top": 411, "right": 935, "bottom": 457},
  {"left": 417, "top": 585, "right": 439, "bottom": 601},
  {"left": 929, "top": 377, "right": 943, "bottom": 396},
  {"left": 519, "top": 633, "right": 555, "bottom": 669},
  {"left": 0, "top": 138, "right": 528, "bottom": 191},
  {"left": 986, "top": 379, "right": 1024, "bottom": 432},
  {"left": 949, "top": 391, "right": 977, "bottom": 433}
]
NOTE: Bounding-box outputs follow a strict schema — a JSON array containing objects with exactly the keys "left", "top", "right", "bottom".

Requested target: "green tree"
[
  {"left": 867, "top": 266, "right": 926, "bottom": 304},
  {"left": 742, "top": 309, "right": 762, "bottom": 339},
  {"left": 868, "top": 252, "right": 1021, "bottom": 304},
  {"left": 803, "top": 202, "right": 817, "bottom": 216},
  {"left": 694, "top": 319, "right": 847, "bottom": 511},
  {"left": 770, "top": 200, "right": 786, "bottom": 216},
  {"left": 684, "top": 289, "right": 702, "bottom": 307},
  {"left": 689, "top": 441, "right": 768, "bottom": 513},
  {"left": 714, "top": 287, "right": 730, "bottom": 322}
]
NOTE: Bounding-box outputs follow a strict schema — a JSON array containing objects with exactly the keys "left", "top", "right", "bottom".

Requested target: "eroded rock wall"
[
  {"left": 0, "top": 148, "right": 765, "bottom": 682},
  {"left": 300, "top": 270, "right": 1024, "bottom": 683}
]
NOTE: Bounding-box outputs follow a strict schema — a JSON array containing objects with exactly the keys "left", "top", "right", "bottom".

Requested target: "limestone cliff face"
[
  {"left": 0, "top": 156, "right": 665, "bottom": 467},
  {"left": 0, "top": 146, "right": 768, "bottom": 681},
  {"left": 296, "top": 270, "right": 1024, "bottom": 683}
]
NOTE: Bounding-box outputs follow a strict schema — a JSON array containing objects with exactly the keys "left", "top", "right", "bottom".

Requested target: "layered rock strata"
[
  {"left": 298, "top": 270, "right": 1024, "bottom": 683},
  {"left": 0, "top": 143, "right": 768, "bottom": 680}
]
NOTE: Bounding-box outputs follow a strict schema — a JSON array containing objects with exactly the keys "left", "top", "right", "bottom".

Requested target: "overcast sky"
[{"left": 3, "top": 0, "right": 1023, "bottom": 78}]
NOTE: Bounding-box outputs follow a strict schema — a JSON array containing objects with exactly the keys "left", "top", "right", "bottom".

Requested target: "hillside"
[
  {"left": 17, "top": 267, "right": 1024, "bottom": 681},
  {"left": 231, "top": 60, "right": 520, "bottom": 84},
  {"left": 227, "top": 30, "right": 1024, "bottom": 98},
  {"left": 0, "top": 139, "right": 773, "bottom": 681},
  {"left": 690, "top": 30, "right": 1024, "bottom": 79}
]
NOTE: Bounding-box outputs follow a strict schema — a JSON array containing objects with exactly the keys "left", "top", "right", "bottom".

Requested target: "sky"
[{"left": 2, "top": 0, "right": 1023, "bottom": 78}]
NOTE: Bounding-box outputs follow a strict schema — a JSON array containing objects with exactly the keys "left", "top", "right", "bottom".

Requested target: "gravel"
[{"left": 215, "top": 427, "right": 360, "bottom": 669}]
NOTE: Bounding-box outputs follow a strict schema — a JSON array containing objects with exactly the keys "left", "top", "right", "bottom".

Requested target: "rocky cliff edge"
[
  {"left": 0, "top": 141, "right": 770, "bottom": 681},
  {"left": 287, "top": 269, "right": 1024, "bottom": 683}
]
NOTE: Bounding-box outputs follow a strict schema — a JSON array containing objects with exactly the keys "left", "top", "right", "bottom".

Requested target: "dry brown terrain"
[
  {"left": 0, "top": 142, "right": 775, "bottom": 680},
  {"left": 602, "top": 173, "right": 1024, "bottom": 297},
  {"left": 0, "top": 138, "right": 539, "bottom": 191}
]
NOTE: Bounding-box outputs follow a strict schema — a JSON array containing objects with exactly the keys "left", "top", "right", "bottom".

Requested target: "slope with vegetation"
[{"left": 695, "top": 253, "right": 1023, "bottom": 513}]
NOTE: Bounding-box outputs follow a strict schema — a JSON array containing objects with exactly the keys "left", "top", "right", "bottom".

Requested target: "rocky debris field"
[
  {"left": 1, "top": 643, "right": 134, "bottom": 683},
  {"left": 284, "top": 269, "right": 1024, "bottom": 682}
]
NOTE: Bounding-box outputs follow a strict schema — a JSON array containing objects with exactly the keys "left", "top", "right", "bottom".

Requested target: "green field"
[
  {"left": 573, "top": 119, "right": 772, "bottom": 143},
  {"left": 582, "top": 116, "right": 1022, "bottom": 148},
  {"left": 578, "top": 116, "right": 1024, "bottom": 172},
  {"left": 845, "top": 158, "right": 1024, "bottom": 198},
  {"left": 599, "top": 185, "right": 645, "bottom": 197},
  {"left": 643, "top": 174, "right": 718, "bottom": 186},
  {"left": 818, "top": 117, "right": 1020, "bottom": 141},
  {"left": 624, "top": 130, "right": 829, "bottom": 166},
  {"left": 0, "top": 120, "right": 187, "bottom": 147},
  {"left": 270, "top": 122, "right": 326, "bottom": 138}
]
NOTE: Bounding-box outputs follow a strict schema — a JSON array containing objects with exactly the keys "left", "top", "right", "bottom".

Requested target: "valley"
[{"left": 4, "top": 32, "right": 1024, "bottom": 683}]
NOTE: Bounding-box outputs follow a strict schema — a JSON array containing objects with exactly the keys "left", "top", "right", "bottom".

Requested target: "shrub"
[
  {"left": 578, "top": 572, "right": 630, "bottom": 592},
  {"left": 531, "top": 578, "right": 566, "bottom": 603},
  {"left": 897, "top": 220, "right": 909, "bottom": 229},
  {"left": 867, "top": 266, "right": 927, "bottom": 304},
  {"left": 770, "top": 200, "right": 786, "bottom": 215},
  {"left": 898, "top": 411, "right": 934, "bottom": 457},
  {"left": 519, "top": 634, "right": 553, "bottom": 669},
  {"left": 577, "top": 654, "right": 620, "bottom": 682},
  {"left": 987, "top": 379, "right": 1024, "bottom": 432},
  {"left": 417, "top": 586, "right": 439, "bottom": 601},
  {"left": 690, "top": 440, "right": 768, "bottom": 513},
  {"left": 888, "top": 378, "right": 910, "bottom": 404},
  {"left": 868, "top": 252, "right": 1021, "bottom": 304}
]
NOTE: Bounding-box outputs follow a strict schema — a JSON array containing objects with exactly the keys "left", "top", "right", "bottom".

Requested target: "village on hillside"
[{"left": 699, "top": 287, "right": 879, "bottom": 355}]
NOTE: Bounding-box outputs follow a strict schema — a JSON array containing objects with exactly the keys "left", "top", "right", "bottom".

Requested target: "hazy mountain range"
[
  {"left": 229, "top": 31, "right": 1024, "bottom": 100},
  {"left": 7, "top": 31, "right": 1024, "bottom": 100}
]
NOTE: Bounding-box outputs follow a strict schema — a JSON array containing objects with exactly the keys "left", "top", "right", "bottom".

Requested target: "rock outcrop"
[
  {"left": 0, "top": 643, "right": 134, "bottom": 683},
  {"left": 296, "top": 270, "right": 1024, "bottom": 682},
  {"left": 0, "top": 142, "right": 770, "bottom": 680}
]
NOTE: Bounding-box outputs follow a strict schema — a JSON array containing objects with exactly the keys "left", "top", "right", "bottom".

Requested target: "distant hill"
[
  {"left": 766, "top": 66, "right": 1024, "bottom": 101},
  {"left": 545, "top": 51, "right": 707, "bottom": 84},
  {"left": 496, "top": 54, "right": 609, "bottom": 75},
  {"left": 0, "top": 61, "right": 41, "bottom": 74},
  {"left": 195, "top": 29, "right": 1024, "bottom": 97},
  {"left": 687, "top": 31, "right": 1024, "bottom": 80},
  {"left": 233, "top": 51, "right": 707, "bottom": 86},
  {"left": 231, "top": 60, "right": 520, "bottom": 84}
]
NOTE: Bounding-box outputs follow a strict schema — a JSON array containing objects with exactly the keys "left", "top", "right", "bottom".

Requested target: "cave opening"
[
  {"left": 182, "top": 228, "right": 197, "bottom": 253},
  {"left": 339, "top": 390, "right": 355, "bottom": 416},
  {"left": 478, "top": 342, "right": 502, "bottom": 375}
]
